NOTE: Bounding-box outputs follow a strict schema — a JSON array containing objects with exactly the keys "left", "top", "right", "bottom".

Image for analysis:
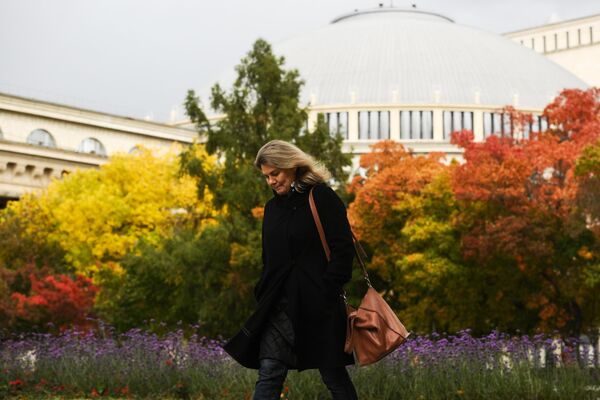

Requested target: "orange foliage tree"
[
  {"left": 451, "top": 88, "right": 600, "bottom": 334},
  {"left": 348, "top": 89, "right": 600, "bottom": 335},
  {"left": 347, "top": 141, "right": 465, "bottom": 332}
]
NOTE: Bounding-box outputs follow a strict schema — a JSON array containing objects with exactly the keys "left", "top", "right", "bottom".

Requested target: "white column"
[
  {"left": 473, "top": 110, "right": 484, "bottom": 142},
  {"left": 390, "top": 109, "right": 400, "bottom": 141},
  {"left": 307, "top": 111, "right": 318, "bottom": 132},
  {"left": 433, "top": 109, "right": 444, "bottom": 141},
  {"left": 348, "top": 110, "right": 359, "bottom": 141}
]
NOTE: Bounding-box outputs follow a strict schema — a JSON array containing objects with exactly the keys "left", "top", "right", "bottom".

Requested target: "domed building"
[{"left": 204, "top": 6, "right": 588, "bottom": 162}]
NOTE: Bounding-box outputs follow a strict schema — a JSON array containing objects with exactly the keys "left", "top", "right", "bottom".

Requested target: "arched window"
[
  {"left": 78, "top": 138, "right": 107, "bottom": 156},
  {"left": 27, "top": 129, "right": 56, "bottom": 147}
]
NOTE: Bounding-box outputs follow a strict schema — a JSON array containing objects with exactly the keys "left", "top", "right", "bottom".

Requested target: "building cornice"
[
  {"left": 305, "top": 103, "right": 544, "bottom": 113},
  {"left": 0, "top": 92, "right": 196, "bottom": 143},
  {"left": 194, "top": 102, "right": 545, "bottom": 125},
  {"left": 0, "top": 139, "right": 108, "bottom": 166},
  {"left": 504, "top": 13, "right": 600, "bottom": 37}
]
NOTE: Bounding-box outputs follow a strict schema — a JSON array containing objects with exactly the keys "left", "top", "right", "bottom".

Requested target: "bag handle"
[{"left": 309, "top": 186, "right": 372, "bottom": 287}]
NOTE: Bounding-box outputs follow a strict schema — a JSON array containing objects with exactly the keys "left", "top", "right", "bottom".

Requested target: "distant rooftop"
[
  {"left": 271, "top": 6, "right": 587, "bottom": 108},
  {"left": 331, "top": 6, "right": 454, "bottom": 24}
]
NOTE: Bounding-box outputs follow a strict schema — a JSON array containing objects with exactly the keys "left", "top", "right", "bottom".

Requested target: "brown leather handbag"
[{"left": 309, "top": 187, "right": 410, "bottom": 366}]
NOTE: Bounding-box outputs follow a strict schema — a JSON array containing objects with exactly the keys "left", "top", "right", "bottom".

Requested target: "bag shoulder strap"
[
  {"left": 308, "top": 186, "right": 372, "bottom": 287},
  {"left": 309, "top": 186, "right": 331, "bottom": 261}
]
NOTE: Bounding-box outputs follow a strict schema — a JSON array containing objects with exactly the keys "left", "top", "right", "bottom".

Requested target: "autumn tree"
[
  {"left": 451, "top": 88, "right": 600, "bottom": 334},
  {"left": 574, "top": 138, "right": 600, "bottom": 325},
  {"left": 347, "top": 89, "right": 600, "bottom": 335},
  {"left": 177, "top": 39, "right": 352, "bottom": 335},
  {"left": 576, "top": 138, "right": 600, "bottom": 240},
  {"left": 0, "top": 145, "right": 217, "bottom": 329},
  {"left": 347, "top": 141, "right": 464, "bottom": 333},
  {"left": 12, "top": 268, "right": 98, "bottom": 331},
  {"left": 1, "top": 145, "right": 215, "bottom": 277}
]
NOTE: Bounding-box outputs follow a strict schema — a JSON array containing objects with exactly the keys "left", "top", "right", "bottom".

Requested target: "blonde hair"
[{"left": 254, "top": 140, "right": 332, "bottom": 192}]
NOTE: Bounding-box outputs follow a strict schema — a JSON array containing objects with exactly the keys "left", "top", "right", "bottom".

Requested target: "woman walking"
[{"left": 224, "top": 140, "right": 358, "bottom": 399}]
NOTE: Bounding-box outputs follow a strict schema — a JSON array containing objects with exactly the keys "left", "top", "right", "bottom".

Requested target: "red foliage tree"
[
  {"left": 451, "top": 88, "right": 600, "bottom": 334},
  {"left": 10, "top": 268, "right": 98, "bottom": 331}
]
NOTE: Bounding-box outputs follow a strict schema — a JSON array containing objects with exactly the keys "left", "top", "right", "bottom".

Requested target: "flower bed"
[{"left": 1, "top": 327, "right": 598, "bottom": 399}]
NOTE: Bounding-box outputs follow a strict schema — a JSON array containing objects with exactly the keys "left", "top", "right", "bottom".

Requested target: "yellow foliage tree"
[{"left": 5, "top": 144, "right": 217, "bottom": 278}]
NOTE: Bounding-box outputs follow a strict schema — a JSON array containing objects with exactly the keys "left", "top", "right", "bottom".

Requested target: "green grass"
[{"left": 3, "top": 361, "right": 600, "bottom": 399}]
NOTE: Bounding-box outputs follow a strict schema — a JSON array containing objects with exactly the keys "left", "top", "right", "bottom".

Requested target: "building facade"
[
  {"left": 504, "top": 13, "right": 600, "bottom": 88},
  {"left": 196, "top": 6, "right": 588, "bottom": 168},
  {"left": 0, "top": 92, "right": 196, "bottom": 206},
  {"left": 2, "top": 7, "right": 596, "bottom": 203}
]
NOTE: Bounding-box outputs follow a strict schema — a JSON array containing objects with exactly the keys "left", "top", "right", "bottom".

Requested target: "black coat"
[{"left": 223, "top": 183, "right": 355, "bottom": 371}]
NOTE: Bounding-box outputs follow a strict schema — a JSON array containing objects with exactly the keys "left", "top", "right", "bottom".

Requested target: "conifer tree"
[
  {"left": 177, "top": 39, "right": 353, "bottom": 336},
  {"left": 182, "top": 38, "right": 352, "bottom": 219}
]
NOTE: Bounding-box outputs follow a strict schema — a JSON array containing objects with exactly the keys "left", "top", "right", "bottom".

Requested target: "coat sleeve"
[{"left": 313, "top": 184, "right": 355, "bottom": 290}]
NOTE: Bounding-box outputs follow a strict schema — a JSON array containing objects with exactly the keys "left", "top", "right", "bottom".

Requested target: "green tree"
[
  {"left": 0, "top": 146, "right": 218, "bottom": 331},
  {"left": 2, "top": 146, "right": 216, "bottom": 279},
  {"left": 182, "top": 38, "right": 352, "bottom": 217},
  {"left": 576, "top": 138, "right": 600, "bottom": 240},
  {"left": 178, "top": 39, "right": 353, "bottom": 336},
  {"left": 99, "top": 225, "right": 243, "bottom": 336},
  {"left": 574, "top": 139, "right": 600, "bottom": 300},
  {"left": 296, "top": 113, "right": 351, "bottom": 194}
]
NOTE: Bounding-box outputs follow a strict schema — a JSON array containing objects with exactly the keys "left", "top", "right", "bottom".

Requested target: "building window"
[
  {"left": 566, "top": 31, "right": 570, "bottom": 48},
  {"left": 463, "top": 111, "right": 473, "bottom": 131},
  {"left": 27, "top": 129, "right": 56, "bottom": 147},
  {"left": 359, "top": 112, "right": 368, "bottom": 139},
  {"left": 483, "top": 112, "right": 492, "bottom": 137},
  {"left": 422, "top": 111, "right": 433, "bottom": 140},
  {"left": 400, "top": 110, "right": 433, "bottom": 140},
  {"left": 536, "top": 115, "right": 548, "bottom": 132},
  {"left": 359, "top": 111, "right": 389, "bottom": 140},
  {"left": 554, "top": 33, "right": 558, "bottom": 50},
  {"left": 531, "top": 37, "right": 535, "bottom": 50},
  {"left": 483, "top": 113, "right": 517, "bottom": 137},
  {"left": 411, "top": 111, "right": 421, "bottom": 138},
  {"left": 525, "top": 116, "right": 548, "bottom": 138},
  {"left": 325, "top": 112, "right": 349, "bottom": 138},
  {"left": 400, "top": 111, "right": 410, "bottom": 139},
  {"left": 444, "top": 111, "right": 474, "bottom": 139},
  {"left": 543, "top": 36, "right": 547, "bottom": 52},
  {"left": 78, "top": 137, "right": 106, "bottom": 156},
  {"left": 578, "top": 28, "right": 582, "bottom": 46},
  {"left": 484, "top": 112, "right": 510, "bottom": 137},
  {"left": 591, "top": 26, "right": 595, "bottom": 43},
  {"left": 0, "top": 126, "right": 3, "bottom": 139},
  {"left": 379, "top": 111, "right": 390, "bottom": 140},
  {"left": 443, "top": 112, "right": 451, "bottom": 139},
  {"left": 299, "top": 118, "right": 309, "bottom": 135},
  {"left": 502, "top": 113, "right": 513, "bottom": 136},
  {"left": 129, "top": 146, "right": 141, "bottom": 154}
]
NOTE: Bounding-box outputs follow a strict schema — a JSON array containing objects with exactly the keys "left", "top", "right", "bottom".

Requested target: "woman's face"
[{"left": 260, "top": 164, "right": 296, "bottom": 195}]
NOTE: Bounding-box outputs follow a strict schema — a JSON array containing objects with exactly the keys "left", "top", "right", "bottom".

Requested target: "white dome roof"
[{"left": 269, "top": 7, "right": 587, "bottom": 109}]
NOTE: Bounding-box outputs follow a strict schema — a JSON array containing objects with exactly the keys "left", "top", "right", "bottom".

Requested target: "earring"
[{"left": 290, "top": 180, "right": 297, "bottom": 192}]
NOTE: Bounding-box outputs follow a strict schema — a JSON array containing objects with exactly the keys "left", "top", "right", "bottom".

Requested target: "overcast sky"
[{"left": 1, "top": 0, "right": 599, "bottom": 122}]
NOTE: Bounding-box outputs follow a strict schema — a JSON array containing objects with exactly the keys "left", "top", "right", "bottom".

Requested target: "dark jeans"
[{"left": 253, "top": 358, "right": 358, "bottom": 400}]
